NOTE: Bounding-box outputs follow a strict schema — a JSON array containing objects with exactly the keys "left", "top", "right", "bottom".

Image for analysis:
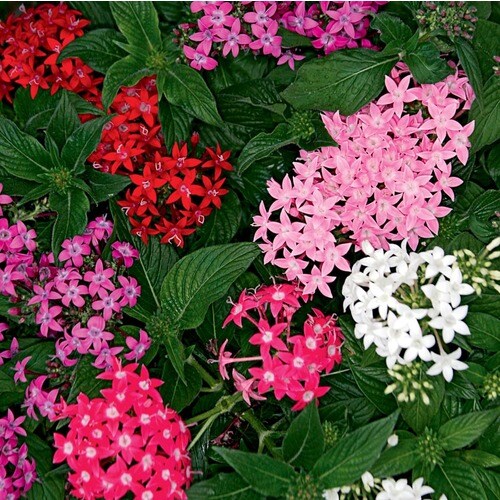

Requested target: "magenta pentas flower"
[
  {"left": 0, "top": 409, "right": 37, "bottom": 497},
  {"left": 254, "top": 66, "right": 475, "bottom": 297},
  {"left": 177, "top": 1, "right": 384, "bottom": 71},
  {"left": 218, "top": 282, "right": 343, "bottom": 411},
  {"left": 53, "top": 358, "right": 192, "bottom": 500}
]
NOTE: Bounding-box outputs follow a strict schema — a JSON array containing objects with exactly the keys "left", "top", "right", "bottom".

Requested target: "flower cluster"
[
  {"left": 323, "top": 473, "right": 434, "bottom": 500},
  {"left": 342, "top": 241, "right": 475, "bottom": 382},
  {"left": 254, "top": 66, "right": 474, "bottom": 296},
  {"left": 53, "top": 358, "right": 191, "bottom": 499},
  {"left": 89, "top": 77, "right": 232, "bottom": 247},
  {"left": 218, "top": 282, "right": 343, "bottom": 411},
  {"left": 416, "top": 1, "right": 478, "bottom": 41},
  {"left": 0, "top": 410, "right": 37, "bottom": 498},
  {"left": 178, "top": 1, "right": 384, "bottom": 71},
  {"left": 0, "top": 2, "right": 102, "bottom": 102}
]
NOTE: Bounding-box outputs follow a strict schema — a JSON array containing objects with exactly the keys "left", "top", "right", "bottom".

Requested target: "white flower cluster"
[
  {"left": 323, "top": 473, "right": 434, "bottom": 500},
  {"left": 342, "top": 242, "right": 475, "bottom": 382}
]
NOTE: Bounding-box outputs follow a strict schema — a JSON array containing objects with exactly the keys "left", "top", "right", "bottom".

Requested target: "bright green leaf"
[
  {"left": 371, "top": 438, "right": 419, "bottom": 477},
  {"left": 466, "top": 312, "right": 500, "bottom": 351},
  {"left": 371, "top": 12, "right": 413, "bottom": 45},
  {"left": 404, "top": 42, "right": 454, "bottom": 83},
  {"left": 47, "top": 92, "right": 81, "bottom": 151},
  {"left": 461, "top": 450, "right": 500, "bottom": 468}
]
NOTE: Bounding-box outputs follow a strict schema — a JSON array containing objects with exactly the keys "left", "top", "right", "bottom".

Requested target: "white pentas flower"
[
  {"left": 375, "top": 477, "right": 434, "bottom": 499},
  {"left": 427, "top": 348, "right": 468, "bottom": 382},
  {"left": 342, "top": 242, "right": 475, "bottom": 383}
]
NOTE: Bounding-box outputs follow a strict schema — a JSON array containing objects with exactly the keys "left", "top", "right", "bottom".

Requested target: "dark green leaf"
[
  {"left": 461, "top": 450, "right": 500, "bottom": 468},
  {"left": 59, "top": 29, "right": 127, "bottom": 73},
  {"left": 372, "top": 12, "right": 413, "bottom": 45},
  {"left": 159, "top": 65, "right": 222, "bottom": 126},
  {"left": 70, "top": 1, "right": 115, "bottom": 28},
  {"left": 283, "top": 403, "right": 324, "bottom": 470},
  {"left": 213, "top": 447, "right": 296, "bottom": 497},
  {"left": 400, "top": 368, "right": 445, "bottom": 433},
  {"left": 438, "top": 408, "right": 500, "bottom": 451},
  {"left": 68, "top": 357, "right": 107, "bottom": 402},
  {"left": 487, "top": 144, "right": 500, "bottom": 187},
  {"left": 163, "top": 334, "right": 186, "bottom": 382},
  {"left": 472, "top": 466, "right": 500, "bottom": 499},
  {"left": 466, "top": 312, "right": 500, "bottom": 351},
  {"left": 404, "top": 42, "right": 454, "bottom": 83},
  {"left": 102, "top": 55, "right": 153, "bottom": 109},
  {"left": 278, "top": 27, "right": 312, "bottom": 47},
  {"left": 371, "top": 438, "right": 419, "bottom": 477},
  {"left": 430, "top": 457, "right": 487, "bottom": 500},
  {"left": 0, "top": 370, "right": 25, "bottom": 412},
  {"left": 311, "top": 413, "right": 398, "bottom": 489},
  {"left": 472, "top": 20, "right": 500, "bottom": 82},
  {"left": 23, "top": 433, "right": 53, "bottom": 476},
  {"left": 26, "top": 467, "right": 66, "bottom": 500},
  {"left": 61, "top": 116, "right": 112, "bottom": 174},
  {"left": 84, "top": 168, "right": 130, "bottom": 203},
  {"left": 237, "top": 123, "right": 298, "bottom": 175},
  {"left": 470, "top": 76, "right": 500, "bottom": 152},
  {"left": 160, "top": 243, "right": 259, "bottom": 330},
  {"left": 160, "top": 359, "right": 202, "bottom": 411},
  {"left": 187, "top": 472, "right": 263, "bottom": 500},
  {"left": 282, "top": 49, "right": 398, "bottom": 114},
  {"left": 50, "top": 189, "right": 89, "bottom": 256},
  {"left": 110, "top": 1, "right": 161, "bottom": 54},
  {"left": 0, "top": 117, "right": 52, "bottom": 180},
  {"left": 47, "top": 92, "right": 81, "bottom": 151},
  {"left": 158, "top": 99, "right": 193, "bottom": 147},
  {"left": 455, "top": 38, "right": 484, "bottom": 97}
]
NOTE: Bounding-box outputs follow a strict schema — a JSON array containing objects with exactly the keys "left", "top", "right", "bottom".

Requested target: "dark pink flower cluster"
[
  {"left": 254, "top": 66, "right": 475, "bottom": 297},
  {"left": 219, "top": 282, "right": 343, "bottom": 411},
  {"left": 53, "top": 359, "right": 191, "bottom": 500},
  {"left": 179, "top": 1, "right": 384, "bottom": 71},
  {"left": 0, "top": 410, "right": 37, "bottom": 498}
]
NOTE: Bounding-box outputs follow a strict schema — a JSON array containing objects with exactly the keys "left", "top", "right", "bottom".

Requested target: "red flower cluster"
[
  {"left": 89, "top": 77, "right": 232, "bottom": 247},
  {"left": 0, "top": 3, "right": 102, "bottom": 102},
  {"left": 219, "top": 283, "right": 344, "bottom": 411},
  {"left": 54, "top": 359, "right": 192, "bottom": 499}
]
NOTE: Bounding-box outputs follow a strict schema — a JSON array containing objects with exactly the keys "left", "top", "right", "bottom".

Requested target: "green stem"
[
  {"left": 185, "top": 392, "right": 243, "bottom": 426},
  {"left": 240, "top": 410, "right": 280, "bottom": 459},
  {"left": 187, "top": 355, "right": 220, "bottom": 389},
  {"left": 188, "top": 414, "right": 217, "bottom": 451}
]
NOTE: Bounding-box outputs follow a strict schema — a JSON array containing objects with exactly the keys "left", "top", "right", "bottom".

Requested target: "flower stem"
[
  {"left": 185, "top": 392, "right": 242, "bottom": 426},
  {"left": 187, "top": 355, "right": 220, "bottom": 389},
  {"left": 240, "top": 410, "right": 280, "bottom": 459}
]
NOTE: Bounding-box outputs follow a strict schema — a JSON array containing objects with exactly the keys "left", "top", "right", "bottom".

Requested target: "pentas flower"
[
  {"left": 0, "top": 410, "right": 37, "bottom": 498},
  {"left": 254, "top": 66, "right": 474, "bottom": 297},
  {"left": 177, "top": 2, "right": 384, "bottom": 71},
  {"left": 53, "top": 359, "right": 191, "bottom": 499},
  {"left": 88, "top": 77, "right": 232, "bottom": 247},
  {"left": 342, "top": 241, "right": 475, "bottom": 382},
  {"left": 218, "top": 282, "right": 343, "bottom": 411},
  {"left": 0, "top": 3, "right": 102, "bottom": 102}
]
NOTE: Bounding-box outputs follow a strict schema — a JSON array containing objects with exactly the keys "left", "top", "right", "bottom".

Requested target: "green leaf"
[
  {"left": 110, "top": 1, "right": 161, "bottom": 54},
  {"left": 472, "top": 467, "right": 500, "bottom": 499},
  {"left": 371, "top": 438, "right": 419, "bottom": 477},
  {"left": 187, "top": 472, "right": 263, "bottom": 500},
  {"left": 0, "top": 116, "right": 52, "bottom": 180},
  {"left": 110, "top": 203, "right": 178, "bottom": 319},
  {"left": 194, "top": 191, "right": 241, "bottom": 248},
  {"left": 400, "top": 368, "right": 445, "bottom": 433},
  {"left": 278, "top": 27, "right": 312, "bottom": 47},
  {"left": 461, "top": 450, "right": 500, "bottom": 468},
  {"left": 404, "top": 42, "right": 454, "bottom": 83},
  {"left": 84, "top": 168, "right": 130, "bottom": 203},
  {"left": 467, "top": 190, "right": 500, "bottom": 221},
  {"left": 487, "top": 144, "right": 500, "bottom": 187},
  {"left": 472, "top": 20, "right": 500, "bottom": 81},
  {"left": 61, "top": 116, "right": 112, "bottom": 174},
  {"left": 68, "top": 356, "right": 107, "bottom": 402},
  {"left": 47, "top": 91, "right": 81, "bottom": 151},
  {"left": 213, "top": 447, "right": 296, "bottom": 497},
  {"left": 438, "top": 409, "right": 500, "bottom": 451},
  {"left": 163, "top": 334, "right": 186, "bottom": 382},
  {"left": 59, "top": 29, "right": 127, "bottom": 73},
  {"left": 23, "top": 433, "right": 53, "bottom": 476},
  {"left": 159, "top": 65, "right": 222, "bottom": 126},
  {"left": 455, "top": 39, "right": 484, "bottom": 97},
  {"left": 311, "top": 413, "right": 398, "bottom": 489},
  {"left": 371, "top": 12, "right": 413, "bottom": 45},
  {"left": 237, "top": 123, "right": 297, "bottom": 175},
  {"left": 283, "top": 403, "right": 324, "bottom": 471},
  {"left": 160, "top": 358, "right": 202, "bottom": 411},
  {"left": 160, "top": 243, "right": 259, "bottom": 330},
  {"left": 158, "top": 99, "right": 193, "bottom": 148},
  {"left": 26, "top": 466, "right": 67, "bottom": 500},
  {"left": 50, "top": 189, "right": 89, "bottom": 256},
  {"left": 0, "top": 370, "right": 25, "bottom": 412},
  {"left": 102, "top": 55, "right": 153, "bottom": 110},
  {"left": 69, "top": 1, "right": 115, "bottom": 28},
  {"left": 281, "top": 48, "right": 398, "bottom": 114},
  {"left": 466, "top": 312, "right": 500, "bottom": 351},
  {"left": 470, "top": 76, "right": 500, "bottom": 152},
  {"left": 430, "top": 457, "right": 488, "bottom": 500}
]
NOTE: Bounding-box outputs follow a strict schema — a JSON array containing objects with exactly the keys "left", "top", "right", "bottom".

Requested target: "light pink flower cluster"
[
  {"left": 179, "top": 1, "right": 384, "bottom": 71},
  {"left": 218, "top": 282, "right": 343, "bottom": 411},
  {"left": 0, "top": 410, "right": 37, "bottom": 498},
  {"left": 53, "top": 358, "right": 191, "bottom": 500},
  {"left": 254, "top": 66, "right": 475, "bottom": 297}
]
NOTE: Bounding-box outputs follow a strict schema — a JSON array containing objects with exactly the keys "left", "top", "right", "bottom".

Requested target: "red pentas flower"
[
  {"left": 53, "top": 358, "right": 192, "bottom": 500},
  {"left": 0, "top": 3, "right": 102, "bottom": 102},
  {"left": 89, "top": 77, "right": 233, "bottom": 247},
  {"left": 218, "top": 282, "right": 344, "bottom": 411}
]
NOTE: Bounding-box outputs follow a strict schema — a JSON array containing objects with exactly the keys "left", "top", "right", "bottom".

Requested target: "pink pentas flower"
[
  {"left": 183, "top": 44, "right": 218, "bottom": 71},
  {"left": 84, "top": 258, "right": 115, "bottom": 296},
  {"left": 92, "top": 289, "right": 123, "bottom": 320},
  {"left": 12, "top": 356, "right": 31, "bottom": 384},
  {"left": 243, "top": 1, "right": 277, "bottom": 26},
  {"left": 216, "top": 18, "right": 252, "bottom": 57},
  {"left": 124, "top": 329, "right": 151, "bottom": 361},
  {"left": 118, "top": 275, "right": 141, "bottom": 307},
  {"left": 111, "top": 241, "right": 139, "bottom": 268},
  {"left": 277, "top": 50, "right": 305, "bottom": 70},
  {"left": 59, "top": 236, "right": 91, "bottom": 267},
  {"left": 250, "top": 20, "right": 282, "bottom": 57}
]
